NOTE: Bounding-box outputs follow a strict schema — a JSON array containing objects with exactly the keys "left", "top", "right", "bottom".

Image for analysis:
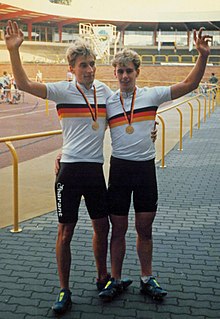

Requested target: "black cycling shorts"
[
  {"left": 55, "top": 162, "right": 108, "bottom": 223},
  {"left": 108, "top": 157, "right": 158, "bottom": 216}
]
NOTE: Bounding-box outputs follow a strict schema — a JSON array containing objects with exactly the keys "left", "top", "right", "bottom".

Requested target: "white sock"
[{"left": 141, "top": 276, "right": 152, "bottom": 283}]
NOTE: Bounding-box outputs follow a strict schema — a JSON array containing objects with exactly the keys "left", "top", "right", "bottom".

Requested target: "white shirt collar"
[
  {"left": 75, "top": 80, "right": 95, "bottom": 92},
  {"left": 116, "top": 86, "right": 138, "bottom": 98}
]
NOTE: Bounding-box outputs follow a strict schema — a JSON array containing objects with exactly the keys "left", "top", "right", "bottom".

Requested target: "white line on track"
[
  {"left": 0, "top": 106, "right": 56, "bottom": 120},
  {"left": 0, "top": 104, "right": 38, "bottom": 113}
]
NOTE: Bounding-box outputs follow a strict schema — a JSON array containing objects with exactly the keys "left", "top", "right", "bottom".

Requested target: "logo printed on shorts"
[{"left": 57, "top": 183, "right": 64, "bottom": 217}]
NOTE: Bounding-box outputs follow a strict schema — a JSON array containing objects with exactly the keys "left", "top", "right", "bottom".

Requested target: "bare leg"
[
  {"left": 110, "top": 215, "right": 128, "bottom": 280},
  {"left": 56, "top": 223, "right": 76, "bottom": 289},
  {"left": 135, "top": 212, "right": 156, "bottom": 276},
  {"left": 92, "top": 216, "right": 109, "bottom": 281}
]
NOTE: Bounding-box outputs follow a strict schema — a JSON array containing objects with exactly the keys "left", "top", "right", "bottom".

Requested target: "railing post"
[
  {"left": 202, "top": 94, "right": 207, "bottom": 122},
  {"left": 45, "top": 99, "right": 49, "bottom": 115},
  {"left": 152, "top": 55, "right": 155, "bottom": 64},
  {"left": 216, "top": 87, "right": 220, "bottom": 105},
  {"left": 208, "top": 91, "right": 211, "bottom": 117},
  {"left": 196, "top": 98, "right": 201, "bottom": 129},
  {"left": 187, "top": 102, "right": 194, "bottom": 138},
  {"left": 5, "top": 142, "right": 22, "bottom": 233},
  {"left": 211, "top": 90, "right": 215, "bottom": 112},
  {"left": 176, "top": 108, "right": 183, "bottom": 151},
  {"left": 157, "top": 115, "right": 166, "bottom": 168}
]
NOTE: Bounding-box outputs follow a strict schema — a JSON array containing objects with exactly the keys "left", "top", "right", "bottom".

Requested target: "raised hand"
[
  {"left": 193, "top": 28, "right": 212, "bottom": 58},
  {"left": 5, "top": 20, "right": 24, "bottom": 51},
  {"left": 151, "top": 121, "right": 158, "bottom": 143}
]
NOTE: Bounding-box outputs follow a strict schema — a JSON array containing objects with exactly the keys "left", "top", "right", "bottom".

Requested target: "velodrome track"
[{"left": 0, "top": 93, "right": 62, "bottom": 169}]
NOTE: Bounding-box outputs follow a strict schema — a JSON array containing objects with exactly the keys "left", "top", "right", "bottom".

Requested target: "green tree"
[{"left": 49, "top": 0, "right": 72, "bottom": 5}]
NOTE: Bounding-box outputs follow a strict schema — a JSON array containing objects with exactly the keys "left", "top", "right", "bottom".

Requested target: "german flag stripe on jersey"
[
  {"left": 108, "top": 106, "right": 157, "bottom": 128},
  {"left": 57, "top": 103, "right": 106, "bottom": 119}
]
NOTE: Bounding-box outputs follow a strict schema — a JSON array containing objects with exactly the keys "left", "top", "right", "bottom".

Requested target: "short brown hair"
[
  {"left": 112, "top": 49, "right": 141, "bottom": 70},
  {"left": 66, "top": 38, "right": 96, "bottom": 67}
]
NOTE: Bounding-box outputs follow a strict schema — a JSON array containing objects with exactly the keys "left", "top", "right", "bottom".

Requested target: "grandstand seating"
[
  {"left": 0, "top": 40, "right": 68, "bottom": 63},
  {"left": 1, "top": 40, "right": 219, "bottom": 65}
]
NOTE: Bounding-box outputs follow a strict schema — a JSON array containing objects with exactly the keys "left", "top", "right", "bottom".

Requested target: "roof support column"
[
  {"left": 27, "top": 22, "right": 32, "bottom": 41},
  {"left": 120, "top": 29, "right": 125, "bottom": 46},
  {"left": 58, "top": 23, "right": 62, "bottom": 43},
  {"left": 153, "top": 30, "right": 157, "bottom": 45},
  {"left": 45, "top": 27, "right": 48, "bottom": 42},
  {"left": 187, "top": 30, "right": 190, "bottom": 46}
]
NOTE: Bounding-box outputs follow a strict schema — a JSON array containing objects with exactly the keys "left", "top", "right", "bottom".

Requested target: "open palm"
[
  {"left": 194, "top": 28, "right": 212, "bottom": 58},
  {"left": 5, "top": 20, "right": 24, "bottom": 51}
]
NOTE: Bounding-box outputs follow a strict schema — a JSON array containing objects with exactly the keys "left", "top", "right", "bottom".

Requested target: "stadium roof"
[{"left": 0, "top": 0, "right": 220, "bottom": 32}]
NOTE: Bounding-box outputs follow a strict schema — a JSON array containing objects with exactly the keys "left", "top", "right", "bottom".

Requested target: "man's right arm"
[{"left": 5, "top": 20, "right": 47, "bottom": 99}]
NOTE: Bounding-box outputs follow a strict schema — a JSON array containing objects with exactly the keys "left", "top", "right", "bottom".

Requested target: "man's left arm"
[{"left": 171, "top": 28, "right": 212, "bottom": 100}]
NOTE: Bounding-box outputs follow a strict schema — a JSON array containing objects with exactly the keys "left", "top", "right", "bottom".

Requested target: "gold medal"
[
  {"left": 92, "top": 121, "right": 99, "bottom": 130},
  {"left": 120, "top": 87, "right": 136, "bottom": 134},
  {"left": 126, "top": 125, "right": 134, "bottom": 134},
  {"left": 76, "top": 82, "right": 99, "bottom": 128}
]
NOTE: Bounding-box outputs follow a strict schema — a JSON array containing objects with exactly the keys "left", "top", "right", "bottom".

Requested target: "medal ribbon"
[
  {"left": 119, "top": 87, "right": 136, "bottom": 126},
  {"left": 76, "top": 82, "right": 98, "bottom": 122}
]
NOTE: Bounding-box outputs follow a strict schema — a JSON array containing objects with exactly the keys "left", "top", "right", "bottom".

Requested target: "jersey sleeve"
[
  {"left": 151, "top": 86, "right": 172, "bottom": 106},
  {"left": 46, "top": 81, "right": 68, "bottom": 103}
]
